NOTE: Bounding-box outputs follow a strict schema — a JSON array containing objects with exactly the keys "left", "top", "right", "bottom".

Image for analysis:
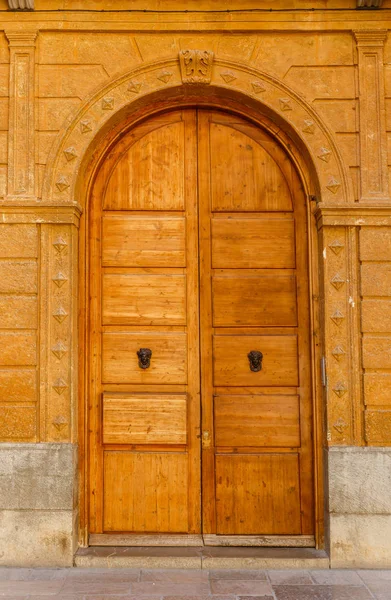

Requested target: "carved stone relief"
[{"left": 179, "top": 50, "right": 214, "bottom": 84}]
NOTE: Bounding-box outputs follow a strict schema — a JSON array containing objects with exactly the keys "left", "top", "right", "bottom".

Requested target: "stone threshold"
[{"left": 75, "top": 546, "right": 330, "bottom": 569}]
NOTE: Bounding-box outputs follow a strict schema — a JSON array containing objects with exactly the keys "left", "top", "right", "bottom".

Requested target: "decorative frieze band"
[
  {"left": 5, "top": 31, "right": 37, "bottom": 200},
  {"left": 8, "top": 1, "right": 34, "bottom": 8},
  {"left": 354, "top": 30, "right": 389, "bottom": 202}
]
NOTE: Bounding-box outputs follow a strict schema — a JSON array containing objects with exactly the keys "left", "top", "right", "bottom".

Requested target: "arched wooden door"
[{"left": 88, "top": 108, "right": 314, "bottom": 546}]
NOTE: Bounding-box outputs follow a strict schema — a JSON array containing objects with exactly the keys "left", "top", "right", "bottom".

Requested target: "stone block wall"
[{"left": 0, "top": 0, "right": 390, "bottom": 567}]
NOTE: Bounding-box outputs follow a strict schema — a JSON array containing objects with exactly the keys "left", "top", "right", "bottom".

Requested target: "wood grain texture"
[
  {"left": 215, "top": 454, "right": 301, "bottom": 534},
  {"left": 102, "top": 215, "right": 186, "bottom": 268},
  {"left": 212, "top": 273, "right": 297, "bottom": 327},
  {"left": 214, "top": 395, "right": 300, "bottom": 447},
  {"left": 102, "top": 273, "right": 186, "bottom": 325},
  {"left": 103, "top": 394, "right": 187, "bottom": 444},
  {"left": 103, "top": 451, "right": 189, "bottom": 532},
  {"left": 213, "top": 335, "right": 299, "bottom": 386},
  {"left": 212, "top": 217, "right": 295, "bottom": 269}
]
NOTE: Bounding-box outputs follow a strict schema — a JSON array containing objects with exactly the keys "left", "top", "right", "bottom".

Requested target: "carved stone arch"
[{"left": 41, "top": 57, "right": 351, "bottom": 211}]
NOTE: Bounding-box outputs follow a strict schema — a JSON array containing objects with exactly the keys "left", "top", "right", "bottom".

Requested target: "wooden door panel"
[
  {"left": 103, "top": 394, "right": 187, "bottom": 445},
  {"left": 213, "top": 335, "right": 299, "bottom": 387},
  {"left": 212, "top": 273, "right": 297, "bottom": 327},
  {"left": 212, "top": 218, "right": 295, "bottom": 269},
  {"left": 103, "top": 451, "right": 189, "bottom": 532},
  {"left": 214, "top": 395, "right": 300, "bottom": 447},
  {"left": 104, "top": 119, "right": 185, "bottom": 211},
  {"left": 102, "top": 215, "right": 186, "bottom": 267},
  {"left": 102, "top": 332, "right": 187, "bottom": 384},
  {"left": 215, "top": 454, "right": 301, "bottom": 535},
  {"left": 209, "top": 123, "right": 293, "bottom": 212},
  {"left": 102, "top": 273, "right": 186, "bottom": 325}
]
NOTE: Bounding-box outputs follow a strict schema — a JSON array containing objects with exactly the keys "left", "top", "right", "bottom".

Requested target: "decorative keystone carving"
[
  {"left": 329, "top": 239, "right": 344, "bottom": 255},
  {"left": 80, "top": 119, "right": 93, "bottom": 134},
  {"left": 333, "top": 418, "right": 349, "bottom": 434},
  {"left": 220, "top": 71, "right": 237, "bottom": 83},
  {"left": 303, "top": 120, "right": 316, "bottom": 134},
  {"left": 63, "top": 147, "right": 77, "bottom": 162},
  {"left": 55, "top": 176, "right": 70, "bottom": 192},
  {"left": 52, "top": 415, "right": 68, "bottom": 431},
  {"left": 279, "top": 98, "right": 292, "bottom": 111},
  {"left": 53, "top": 236, "right": 67, "bottom": 254},
  {"left": 326, "top": 177, "right": 341, "bottom": 194},
  {"left": 102, "top": 97, "right": 114, "bottom": 110},
  {"left": 318, "top": 147, "right": 332, "bottom": 163},
  {"left": 52, "top": 272, "right": 68, "bottom": 288},
  {"left": 179, "top": 49, "right": 214, "bottom": 84},
  {"left": 8, "top": 0, "right": 34, "bottom": 8},
  {"left": 52, "top": 378, "right": 68, "bottom": 396},
  {"left": 251, "top": 81, "right": 266, "bottom": 94},
  {"left": 332, "top": 346, "right": 346, "bottom": 362},
  {"left": 128, "top": 80, "right": 142, "bottom": 94},
  {"left": 331, "top": 274, "right": 345, "bottom": 291},
  {"left": 51, "top": 341, "right": 68, "bottom": 360},
  {"left": 157, "top": 71, "right": 173, "bottom": 83},
  {"left": 53, "top": 307, "right": 68, "bottom": 323},
  {"left": 331, "top": 309, "right": 344, "bottom": 326},
  {"left": 333, "top": 382, "right": 348, "bottom": 398}
]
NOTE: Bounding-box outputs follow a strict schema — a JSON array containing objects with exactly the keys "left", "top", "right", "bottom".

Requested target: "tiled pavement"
[{"left": 0, "top": 568, "right": 391, "bottom": 600}]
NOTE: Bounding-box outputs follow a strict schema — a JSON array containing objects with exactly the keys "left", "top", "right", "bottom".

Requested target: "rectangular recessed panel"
[
  {"left": 0, "top": 405, "right": 36, "bottom": 442},
  {"left": 103, "top": 451, "right": 189, "bottom": 532},
  {"left": 0, "top": 296, "right": 37, "bottom": 329},
  {"left": 102, "top": 215, "right": 186, "bottom": 267},
  {"left": 0, "top": 369, "right": 37, "bottom": 403},
  {"left": 0, "top": 332, "right": 37, "bottom": 366},
  {"left": 362, "top": 299, "right": 391, "bottom": 332},
  {"left": 212, "top": 218, "right": 295, "bottom": 269},
  {"left": 0, "top": 260, "right": 37, "bottom": 294},
  {"left": 215, "top": 454, "right": 301, "bottom": 535},
  {"left": 212, "top": 274, "right": 297, "bottom": 327},
  {"left": 214, "top": 395, "right": 300, "bottom": 447},
  {"left": 102, "top": 273, "right": 186, "bottom": 326},
  {"left": 103, "top": 394, "right": 187, "bottom": 445},
  {"left": 363, "top": 336, "right": 391, "bottom": 369},
  {"left": 213, "top": 335, "right": 298, "bottom": 387},
  {"left": 102, "top": 332, "right": 187, "bottom": 384}
]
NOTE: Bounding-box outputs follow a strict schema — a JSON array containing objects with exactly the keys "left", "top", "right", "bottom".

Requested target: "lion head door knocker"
[
  {"left": 137, "top": 348, "right": 152, "bottom": 369},
  {"left": 247, "top": 350, "right": 263, "bottom": 373}
]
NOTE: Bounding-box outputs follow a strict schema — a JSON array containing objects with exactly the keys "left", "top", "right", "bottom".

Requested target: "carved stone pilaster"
[
  {"left": 5, "top": 31, "right": 37, "bottom": 200},
  {"left": 354, "top": 31, "right": 389, "bottom": 202}
]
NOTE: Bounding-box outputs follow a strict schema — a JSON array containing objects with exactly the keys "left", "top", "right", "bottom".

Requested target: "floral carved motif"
[{"left": 179, "top": 50, "right": 214, "bottom": 84}]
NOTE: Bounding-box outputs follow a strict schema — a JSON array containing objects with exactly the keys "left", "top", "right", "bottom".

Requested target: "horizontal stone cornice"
[{"left": 315, "top": 202, "right": 391, "bottom": 227}]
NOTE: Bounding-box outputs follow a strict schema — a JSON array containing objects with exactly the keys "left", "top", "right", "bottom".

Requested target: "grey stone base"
[
  {"left": 328, "top": 446, "right": 391, "bottom": 568},
  {"left": 0, "top": 443, "right": 77, "bottom": 567}
]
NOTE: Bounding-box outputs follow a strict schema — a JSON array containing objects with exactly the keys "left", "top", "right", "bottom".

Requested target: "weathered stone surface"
[
  {"left": 0, "top": 510, "right": 75, "bottom": 567},
  {"left": 0, "top": 444, "right": 76, "bottom": 510},
  {"left": 328, "top": 447, "right": 391, "bottom": 514},
  {"left": 330, "top": 514, "right": 391, "bottom": 568}
]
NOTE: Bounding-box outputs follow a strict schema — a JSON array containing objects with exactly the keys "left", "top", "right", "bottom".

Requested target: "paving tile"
[
  {"left": 268, "top": 570, "right": 313, "bottom": 584},
  {"left": 131, "top": 581, "right": 211, "bottom": 595},
  {"left": 311, "top": 570, "right": 363, "bottom": 585},
  {"left": 209, "top": 570, "right": 267, "bottom": 580},
  {"left": 238, "top": 597, "right": 274, "bottom": 600},
  {"left": 60, "top": 580, "right": 132, "bottom": 594},
  {"left": 273, "top": 584, "right": 374, "bottom": 600},
  {"left": 140, "top": 569, "right": 208, "bottom": 582},
  {"left": 359, "top": 571, "right": 391, "bottom": 583},
  {"left": 0, "top": 580, "right": 64, "bottom": 595},
  {"left": 211, "top": 579, "right": 273, "bottom": 595},
  {"left": 162, "top": 596, "right": 236, "bottom": 600},
  {"left": 65, "top": 568, "right": 140, "bottom": 582},
  {"left": 0, "top": 568, "right": 67, "bottom": 581},
  {"left": 362, "top": 581, "right": 391, "bottom": 600}
]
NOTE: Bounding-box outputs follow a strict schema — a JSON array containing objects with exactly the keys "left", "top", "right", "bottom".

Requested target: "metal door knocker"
[
  {"left": 137, "top": 348, "right": 152, "bottom": 369},
  {"left": 248, "top": 350, "right": 263, "bottom": 372}
]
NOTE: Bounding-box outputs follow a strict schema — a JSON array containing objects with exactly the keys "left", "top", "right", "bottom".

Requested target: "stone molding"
[
  {"left": 357, "top": 0, "right": 383, "bottom": 6},
  {"left": 8, "top": 0, "right": 34, "bottom": 9}
]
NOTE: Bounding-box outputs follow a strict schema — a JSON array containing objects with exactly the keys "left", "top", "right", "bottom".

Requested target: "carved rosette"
[
  {"left": 179, "top": 50, "right": 214, "bottom": 84},
  {"left": 40, "top": 225, "right": 77, "bottom": 441},
  {"left": 322, "top": 226, "right": 361, "bottom": 445}
]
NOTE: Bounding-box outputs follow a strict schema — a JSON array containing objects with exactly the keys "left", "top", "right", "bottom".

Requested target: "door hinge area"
[{"left": 321, "top": 356, "right": 327, "bottom": 388}]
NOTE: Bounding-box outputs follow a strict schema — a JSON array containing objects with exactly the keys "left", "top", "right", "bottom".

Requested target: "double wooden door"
[{"left": 88, "top": 108, "right": 314, "bottom": 545}]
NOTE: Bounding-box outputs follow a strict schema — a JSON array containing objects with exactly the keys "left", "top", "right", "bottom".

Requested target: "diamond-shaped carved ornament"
[
  {"left": 303, "top": 120, "right": 316, "bottom": 134},
  {"left": 333, "top": 382, "right": 348, "bottom": 398},
  {"left": 251, "top": 81, "right": 266, "bottom": 94},
  {"left": 279, "top": 98, "right": 292, "bottom": 111},
  {"left": 326, "top": 177, "right": 341, "bottom": 194},
  {"left": 128, "top": 80, "right": 142, "bottom": 94},
  {"left": 55, "top": 176, "right": 70, "bottom": 192},
  {"left": 53, "top": 307, "right": 68, "bottom": 323},
  {"left": 332, "top": 345, "right": 346, "bottom": 362},
  {"left": 331, "top": 309, "right": 344, "bottom": 326},
  {"left": 80, "top": 119, "right": 93, "bottom": 134},
  {"left": 52, "top": 415, "right": 68, "bottom": 431},
  {"left": 329, "top": 239, "right": 344, "bottom": 255},
  {"left": 220, "top": 72, "right": 237, "bottom": 83},
  {"left": 333, "top": 418, "right": 349, "bottom": 434},
  {"left": 52, "top": 272, "right": 68, "bottom": 288},
  {"left": 51, "top": 341, "right": 68, "bottom": 360},
  {"left": 318, "top": 147, "right": 332, "bottom": 163},
  {"left": 331, "top": 274, "right": 345, "bottom": 291},
  {"left": 53, "top": 237, "right": 67, "bottom": 254},
  {"left": 102, "top": 97, "right": 114, "bottom": 110},
  {"left": 157, "top": 71, "right": 173, "bottom": 83},
  {"left": 52, "top": 378, "right": 68, "bottom": 395},
  {"left": 63, "top": 147, "right": 77, "bottom": 162}
]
